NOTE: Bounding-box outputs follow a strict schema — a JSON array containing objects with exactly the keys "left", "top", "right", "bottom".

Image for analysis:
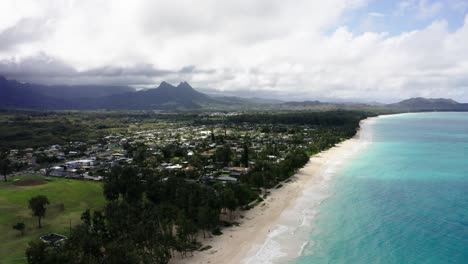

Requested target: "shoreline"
[{"left": 172, "top": 117, "right": 375, "bottom": 264}]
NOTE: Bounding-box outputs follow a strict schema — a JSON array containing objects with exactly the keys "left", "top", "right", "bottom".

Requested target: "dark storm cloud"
[
  {"left": 0, "top": 54, "right": 185, "bottom": 85},
  {"left": 0, "top": 54, "right": 76, "bottom": 77}
]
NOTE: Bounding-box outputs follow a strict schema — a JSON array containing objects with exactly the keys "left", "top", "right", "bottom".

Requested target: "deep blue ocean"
[{"left": 294, "top": 113, "right": 468, "bottom": 264}]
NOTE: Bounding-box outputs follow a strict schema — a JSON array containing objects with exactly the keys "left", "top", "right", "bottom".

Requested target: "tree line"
[
  {"left": 23, "top": 111, "right": 372, "bottom": 263},
  {"left": 25, "top": 166, "right": 257, "bottom": 264}
]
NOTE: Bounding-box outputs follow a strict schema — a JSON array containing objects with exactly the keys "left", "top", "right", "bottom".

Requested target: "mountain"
[
  {"left": 2, "top": 75, "right": 468, "bottom": 112},
  {"left": 0, "top": 75, "right": 135, "bottom": 109},
  {"left": 0, "top": 75, "right": 133, "bottom": 99},
  {"left": 0, "top": 76, "right": 69, "bottom": 109},
  {"left": 386, "top": 97, "right": 468, "bottom": 111},
  {"left": 36, "top": 84, "right": 134, "bottom": 99},
  {"left": 0, "top": 76, "right": 218, "bottom": 110},
  {"left": 91, "top": 81, "right": 218, "bottom": 110}
]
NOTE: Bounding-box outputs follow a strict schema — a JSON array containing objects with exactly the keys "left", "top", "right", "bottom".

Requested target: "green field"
[{"left": 0, "top": 175, "right": 105, "bottom": 263}]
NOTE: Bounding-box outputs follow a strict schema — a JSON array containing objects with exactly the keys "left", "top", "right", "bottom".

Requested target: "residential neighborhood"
[{"left": 4, "top": 120, "right": 321, "bottom": 187}]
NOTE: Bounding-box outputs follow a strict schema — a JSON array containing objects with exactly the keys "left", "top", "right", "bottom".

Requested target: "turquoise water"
[{"left": 295, "top": 113, "right": 468, "bottom": 264}]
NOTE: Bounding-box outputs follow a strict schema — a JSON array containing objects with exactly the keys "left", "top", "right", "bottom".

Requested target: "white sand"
[{"left": 172, "top": 118, "right": 374, "bottom": 264}]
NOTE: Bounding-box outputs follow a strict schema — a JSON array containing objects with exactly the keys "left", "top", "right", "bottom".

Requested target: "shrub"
[{"left": 212, "top": 227, "right": 223, "bottom": 236}]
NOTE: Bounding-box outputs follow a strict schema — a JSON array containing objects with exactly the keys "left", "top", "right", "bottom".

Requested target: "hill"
[
  {"left": 386, "top": 97, "right": 468, "bottom": 111},
  {"left": 212, "top": 96, "right": 283, "bottom": 105},
  {"left": 275, "top": 98, "right": 468, "bottom": 112}
]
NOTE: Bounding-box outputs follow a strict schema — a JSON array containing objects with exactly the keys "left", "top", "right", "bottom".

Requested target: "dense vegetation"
[
  {"left": 226, "top": 110, "right": 369, "bottom": 126},
  {"left": 6, "top": 110, "right": 373, "bottom": 264},
  {"left": 0, "top": 110, "right": 194, "bottom": 149},
  {"left": 0, "top": 110, "right": 372, "bottom": 150}
]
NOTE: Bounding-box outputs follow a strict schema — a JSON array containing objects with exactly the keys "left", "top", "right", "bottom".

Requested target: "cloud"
[
  {"left": 0, "top": 53, "right": 76, "bottom": 77},
  {"left": 448, "top": 0, "right": 468, "bottom": 12},
  {"left": 0, "top": 18, "right": 50, "bottom": 51},
  {"left": 0, "top": 0, "right": 468, "bottom": 102},
  {"left": 396, "top": 0, "right": 444, "bottom": 20},
  {"left": 368, "top": 12, "right": 385, "bottom": 17},
  {"left": 0, "top": 54, "right": 176, "bottom": 86},
  {"left": 82, "top": 64, "right": 172, "bottom": 77}
]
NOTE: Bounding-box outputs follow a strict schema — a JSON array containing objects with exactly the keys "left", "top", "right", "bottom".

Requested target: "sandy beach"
[{"left": 172, "top": 119, "right": 373, "bottom": 264}]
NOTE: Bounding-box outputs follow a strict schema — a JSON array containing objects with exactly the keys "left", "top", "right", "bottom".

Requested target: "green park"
[{"left": 0, "top": 175, "right": 105, "bottom": 263}]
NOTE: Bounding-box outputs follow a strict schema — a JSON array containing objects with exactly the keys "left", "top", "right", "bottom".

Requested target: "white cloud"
[
  {"left": 0, "top": 0, "right": 467, "bottom": 102},
  {"left": 368, "top": 12, "right": 385, "bottom": 17},
  {"left": 396, "top": 0, "right": 444, "bottom": 20}
]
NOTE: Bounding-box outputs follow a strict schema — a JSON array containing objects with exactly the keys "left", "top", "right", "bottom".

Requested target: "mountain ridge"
[{"left": 1, "top": 75, "right": 468, "bottom": 111}]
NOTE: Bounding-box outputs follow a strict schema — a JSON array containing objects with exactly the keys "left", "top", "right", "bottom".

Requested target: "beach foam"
[
  {"left": 172, "top": 117, "right": 376, "bottom": 264},
  {"left": 289, "top": 112, "right": 468, "bottom": 263},
  {"left": 242, "top": 118, "right": 375, "bottom": 264}
]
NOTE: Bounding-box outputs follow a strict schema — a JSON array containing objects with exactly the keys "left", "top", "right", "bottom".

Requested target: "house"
[
  {"left": 40, "top": 233, "right": 67, "bottom": 244},
  {"left": 166, "top": 164, "right": 182, "bottom": 170},
  {"left": 216, "top": 176, "right": 238, "bottom": 183},
  {"left": 68, "top": 151, "right": 79, "bottom": 157},
  {"left": 66, "top": 159, "right": 96, "bottom": 168},
  {"left": 83, "top": 174, "right": 103, "bottom": 181},
  {"left": 227, "top": 167, "right": 250, "bottom": 177},
  {"left": 49, "top": 166, "right": 66, "bottom": 177}
]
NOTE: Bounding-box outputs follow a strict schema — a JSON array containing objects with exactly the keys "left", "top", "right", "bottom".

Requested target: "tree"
[
  {"left": 214, "top": 144, "right": 232, "bottom": 165},
  {"left": 25, "top": 240, "right": 48, "bottom": 264},
  {"left": 104, "top": 166, "right": 143, "bottom": 203},
  {"left": 13, "top": 222, "right": 26, "bottom": 236},
  {"left": 221, "top": 187, "right": 237, "bottom": 219},
  {"left": 210, "top": 129, "right": 215, "bottom": 142},
  {"left": 0, "top": 151, "right": 12, "bottom": 182},
  {"left": 133, "top": 145, "right": 147, "bottom": 164},
  {"left": 176, "top": 211, "right": 198, "bottom": 257},
  {"left": 241, "top": 143, "right": 249, "bottom": 167},
  {"left": 197, "top": 207, "right": 210, "bottom": 238},
  {"left": 29, "top": 195, "right": 50, "bottom": 228}
]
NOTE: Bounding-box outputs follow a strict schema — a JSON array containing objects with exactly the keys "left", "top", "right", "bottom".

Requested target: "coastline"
[{"left": 172, "top": 117, "right": 375, "bottom": 264}]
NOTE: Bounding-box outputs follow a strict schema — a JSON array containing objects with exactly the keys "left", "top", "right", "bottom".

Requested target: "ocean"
[{"left": 250, "top": 113, "right": 468, "bottom": 264}]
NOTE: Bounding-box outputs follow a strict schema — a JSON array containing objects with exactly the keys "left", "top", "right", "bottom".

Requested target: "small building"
[
  {"left": 227, "top": 167, "right": 250, "bottom": 177},
  {"left": 66, "top": 159, "right": 95, "bottom": 168},
  {"left": 49, "top": 166, "right": 66, "bottom": 177},
  {"left": 40, "top": 233, "right": 67, "bottom": 244},
  {"left": 216, "top": 176, "right": 238, "bottom": 183},
  {"left": 166, "top": 164, "right": 182, "bottom": 170}
]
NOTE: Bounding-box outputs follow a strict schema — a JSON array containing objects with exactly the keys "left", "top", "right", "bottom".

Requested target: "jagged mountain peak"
[
  {"left": 176, "top": 81, "right": 195, "bottom": 90},
  {"left": 157, "top": 81, "right": 176, "bottom": 89}
]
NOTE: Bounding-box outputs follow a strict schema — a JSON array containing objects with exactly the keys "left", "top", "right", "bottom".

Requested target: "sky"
[{"left": 1, "top": 0, "right": 468, "bottom": 102}]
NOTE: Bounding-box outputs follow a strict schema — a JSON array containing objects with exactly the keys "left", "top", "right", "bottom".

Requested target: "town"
[
  {"left": 4, "top": 112, "right": 359, "bottom": 187},
  {"left": 0, "top": 110, "right": 370, "bottom": 263}
]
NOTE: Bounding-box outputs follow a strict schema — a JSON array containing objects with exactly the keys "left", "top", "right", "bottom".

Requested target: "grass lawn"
[{"left": 0, "top": 175, "right": 105, "bottom": 263}]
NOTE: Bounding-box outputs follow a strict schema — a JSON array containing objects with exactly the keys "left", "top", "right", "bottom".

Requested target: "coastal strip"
[{"left": 172, "top": 117, "right": 375, "bottom": 264}]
